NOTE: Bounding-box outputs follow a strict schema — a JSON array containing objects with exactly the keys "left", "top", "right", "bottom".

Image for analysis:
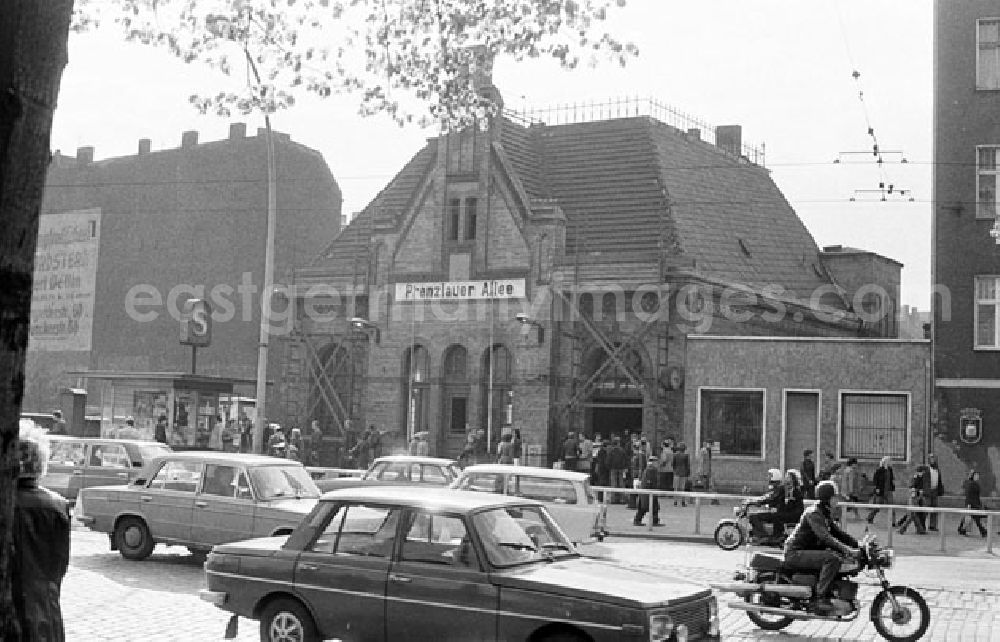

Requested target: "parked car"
[
  {"left": 451, "top": 464, "right": 607, "bottom": 544},
  {"left": 200, "top": 487, "right": 720, "bottom": 642},
  {"left": 75, "top": 452, "right": 321, "bottom": 560},
  {"left": 313, "top": 455, "right": 461, "bottom": 493},
  {"left": 42, "top": 435, "right": 172, "bottom": 503}
]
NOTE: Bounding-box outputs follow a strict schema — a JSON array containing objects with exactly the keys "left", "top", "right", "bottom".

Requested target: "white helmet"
[{"left": 767, "top": 468, "right": 783, "bottom": 483}]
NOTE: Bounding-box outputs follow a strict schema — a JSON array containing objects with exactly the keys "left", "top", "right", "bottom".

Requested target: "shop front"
[{"left": 68, "top": 371, "right": 259, "bottom": 450}]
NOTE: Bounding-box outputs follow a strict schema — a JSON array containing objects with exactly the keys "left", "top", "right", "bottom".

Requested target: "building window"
[
  {"left": 977, "top": 146, "right": 1000, "bottom": 219},
  {"left": 443, "top": 345, "right": 469, "bottom": 435},
  {"left": 448, "top": 198, "right": 461, "bottom": 240},
  {"left": 403, "top": 345, "right": 431, "bottom": 440},
  {"left": 978, "top": 18, "right": 1000, "bottom": 90},
  {"left": 840, "top": 393, "right": 907, "bottom": 460},
  {"left": 975, "top": 276, "right": 1000, "bottom": 348},
  {"left": 699, "top": 389, "right": 764, "bottom": 457},
  {"left": 464, "top": 198, "right": 478, "bottom": 240}
]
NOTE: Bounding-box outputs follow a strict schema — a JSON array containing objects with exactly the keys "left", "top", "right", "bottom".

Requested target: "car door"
[
  {"left": 191, "top": 464, "right": 255, "bottom": 546},
  {"left": 294, "top": 502, "right": 395, "bottom": 641},
  {"left": 83, "top": 441, "right": 132, "bottom": 490},
  {"left": 385, "top": 510, "right": 497, "bottom": 642},
  {"left": 43, "top": 439, "right": 87, "bottom": 501},
  {"left": 143, "top": 459, "right": 202, "bottom": 543}
]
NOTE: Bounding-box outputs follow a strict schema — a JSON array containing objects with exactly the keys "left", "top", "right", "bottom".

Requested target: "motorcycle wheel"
[
  {"left": 714, "top": 521, "right": 744, "bottom": 550},
  {"left": 870, "top": 585, "right": 930, "bottom": 642},
  {"left": 745, "top": 590, "right": 794, "bottom": 631}
]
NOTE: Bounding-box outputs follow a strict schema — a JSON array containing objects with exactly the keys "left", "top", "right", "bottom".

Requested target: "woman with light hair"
[
  {"left": 866, "top": 455, "right": 896, "bottom": 525},
  {"left": 14, "top": 419, "right": 71, "bottom": 641}
]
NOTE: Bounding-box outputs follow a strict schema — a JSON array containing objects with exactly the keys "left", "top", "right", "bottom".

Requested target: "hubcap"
[
  {"left": 891, "top": 606, "right": 912, "bottom": 626},
  {"left": 269, "top": 612, "right": 303, "bottom": 642},
  {"left": 124, "top": 526, "right": 143, "bottom": 548}
]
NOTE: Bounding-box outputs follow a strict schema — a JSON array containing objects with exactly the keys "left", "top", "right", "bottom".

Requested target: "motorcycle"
[
  {"left": 711, "top": 531, "right": 929, "bottom": 642},
  {"left": 714, "top": 504, "right": 792, "bottom": 551}
]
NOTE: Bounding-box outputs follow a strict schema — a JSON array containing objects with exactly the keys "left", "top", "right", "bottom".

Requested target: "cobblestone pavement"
[{"left": 65, "top": 529, "right": 1000, "bottom": 641}]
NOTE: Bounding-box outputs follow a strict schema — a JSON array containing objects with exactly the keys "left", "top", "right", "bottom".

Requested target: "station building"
[{"left": 286, "top": 81, "right": 929, "bottom": 487}]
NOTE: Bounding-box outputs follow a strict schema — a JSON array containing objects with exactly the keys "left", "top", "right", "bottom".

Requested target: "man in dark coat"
[
  {"left": 800, "top": 449, "right": 817, "bottom": 499},
  {"left": 14, "top": 421, "right": 71, "bottom": 641},
  {"left": 865, "top": 455, "right": 896, "bottom": 524},
  {"left": 923, "top": 453, "right": 946, "bottom": 531}
]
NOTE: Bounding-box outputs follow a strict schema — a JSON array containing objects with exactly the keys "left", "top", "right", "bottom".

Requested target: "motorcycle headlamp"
[
  {"left": 648, "top": 613, "right": 674, "bottom": 641},
  {"left": 876, "top": 548, "right": 894, "bottom": 569}
]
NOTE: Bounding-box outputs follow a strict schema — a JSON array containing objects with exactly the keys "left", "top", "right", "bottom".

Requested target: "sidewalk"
[{"left": 602, "top": 494, "right": 1000, "bottom": 557}]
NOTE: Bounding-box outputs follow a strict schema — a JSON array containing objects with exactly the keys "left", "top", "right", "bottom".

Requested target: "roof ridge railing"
[{"left": 502, "top": 95, "right": 765, "bottom": 167}]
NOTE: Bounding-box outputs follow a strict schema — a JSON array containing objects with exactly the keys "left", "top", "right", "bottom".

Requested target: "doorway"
[
  {"left": 783, "top": 391, "right": 819, "bottom": 472},
  {"left": 588, "top": 402, "right": 643, "bottom": 444}
]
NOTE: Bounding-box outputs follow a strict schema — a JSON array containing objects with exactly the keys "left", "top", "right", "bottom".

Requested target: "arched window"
[
  {"left": 402, "top": 345, "right": 431, "bottom": 440},
  {"left": 601, "top": 292, "right": 618, "bottom": 322},
  {"left": 443, "top": 345, "right": 469, "bottom": 435},
  {"left": 578, "top": 293, "right": 593, "bottom": 319},
  {"left": 481, "top": 344, "right": 513, "bottom": 449}
]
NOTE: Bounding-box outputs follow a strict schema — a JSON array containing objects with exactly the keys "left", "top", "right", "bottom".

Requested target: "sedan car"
[
  {"left": 42, "top": 436, "right": 171, "bottom": 503},
  {"left": 200, "top": 487, "right": 719, "bottom": 642},
  {"left": 451, "top": 464, "right": 607, "bottom": 544},
  {"left": 75, "top": 452, "right": 321, "bottom": 560},
  {"left": 314, "top": 455, "right": 461, "bottom": 493}
]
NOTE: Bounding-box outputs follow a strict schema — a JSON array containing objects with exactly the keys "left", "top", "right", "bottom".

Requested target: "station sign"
[{"left": 394, "top": 278, "right": 525, "bottom": 302}]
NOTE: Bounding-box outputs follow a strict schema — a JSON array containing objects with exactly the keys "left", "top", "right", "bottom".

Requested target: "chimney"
[
  {"left": 76, "top": 146, "right": 94, "bottom": 164},
  {"left": 229, "top": 122, "right": 246, "bottom": 140},
  {"left": 687, "top": 128, "right": 701, "bottom": 140},
  {"left": 715, "top": 125, "right": 742, "bottom": 156},
  {"left": 465, "top": 44, "right": 494, "bottom": 94},
  {"left": 181, "top": 130, "right": 199, "bottom": 148},
  {"left": 137, "top": 139, "right": 151, "bottom": 155}
]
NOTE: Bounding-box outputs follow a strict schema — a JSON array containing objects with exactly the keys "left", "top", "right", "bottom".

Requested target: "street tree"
[{"left": 0, "top": 0, "right": 634, "bottom": 636}]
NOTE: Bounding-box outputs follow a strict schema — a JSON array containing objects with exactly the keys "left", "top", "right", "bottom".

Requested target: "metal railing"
[
  {"left": 503, "top": 95, "right": 766, "bottom": 167},
  {"left": 593, "top": 486, "right": 1000, "bottom": 554}
]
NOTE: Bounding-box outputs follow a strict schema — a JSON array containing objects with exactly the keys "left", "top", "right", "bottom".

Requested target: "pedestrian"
[
  {"left": 578, "top": 432, "right": 593, "bottom": 474},
  {"left": 51, "top": 409, "right": 67, "bottom": 435},
  {"left": 561, "top": 431, "right": 580, "bottom": 470},
  {"left": 839, "top": 457, "right": 860, "bottom": 519},
  {"left": 801, "top": 449, "right": 817, "bottom": 499},
  {"left": 866, "top": 456, "right": 896, "bottom": 524},
  {"left": 633, "top": 455, "right": 662, "bottom": 527},
  {"left": 266, "top": 425, "right": 286, "bottom": 457},
  {"left": 696, "top": 440, "right": 713, "bottom": 491},
  {"left": 593, "top": 438, "right": 608, "bottom": 490},
  {"left": 220, "top": 419, "right": 236, "bottom": 452},
  {"left": 897, "top": 466, "right": 928, "bottom": 535},
  {"left": 154, "top": 414, "right": 168, "bottom": 444},
  {"left": 239, "top": 411, "right": 253, "bottom": 453},
  {"left": 819, "top": 451, "right": 838, "bottom": 482},
  {"left": 511, "top": 428, "right": 523, "bottom": 465},
  {"left": 14, "top": 420, "right": 71, "bottom": 641},
  {"left": 288, "top": 427, "right": 304, "bottom": 454},
  {"left": 657, "top": 439, "right": 675, "bottom": 499},
  {"left": 307, "top": 420, "right": 324, "bottom": 465},
  {"left": 367, "top": 424, "right": 383, "bottom": 460},
  {"left": 958, "top": 470, "right": 988, "bottom": 537},
  {"left": 607, "top": 437, "right": 628, "bottom": 504},
  {"left": 924, "top": 453, "right": 945, "bottom": 531},
  {"left": 496, "top": 432, "right": 515, "bottom": 464},
  {"left": 672, "top": 442, "right": 691, "bottom": 507}
]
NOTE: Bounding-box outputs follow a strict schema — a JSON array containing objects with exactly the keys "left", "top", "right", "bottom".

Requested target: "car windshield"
[
  {"left": 471, "top": 505, "right": 577, "bottom": 568},
  {"left": 250, "top": 465, "right": 321, "bottom": 500}
]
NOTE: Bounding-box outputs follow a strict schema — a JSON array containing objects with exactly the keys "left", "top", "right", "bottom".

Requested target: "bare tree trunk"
[{"left": 0, "top": 1, "right": 74, "bottom": 638}]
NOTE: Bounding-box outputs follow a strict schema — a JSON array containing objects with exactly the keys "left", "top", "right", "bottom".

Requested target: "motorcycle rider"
[
  {"left": 744, "top": 468, "right": 786, "bottom": 544},
  {"left": 783, "top": 479, "right": 861, "bottom": 614}
]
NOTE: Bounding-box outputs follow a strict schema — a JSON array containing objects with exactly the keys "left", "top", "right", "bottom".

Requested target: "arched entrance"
[
  {"left": 582, "top": 343, "right": 645, "bottom": 443},
  {"left": 310, "top": 342, "right": 361, "bottom": 437}
]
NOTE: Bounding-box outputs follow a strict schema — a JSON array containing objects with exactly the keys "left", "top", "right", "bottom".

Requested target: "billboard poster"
[{"left": 29, "top": 208, "right": 102, "bottom": 352}]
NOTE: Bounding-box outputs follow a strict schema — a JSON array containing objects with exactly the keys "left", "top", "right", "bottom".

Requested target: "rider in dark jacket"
[
  {"left": 783, "top": 480, "right": 860, "bottom": 614},
  {"left": 745, "top": 468, "right": 786, "bottom": 542}
]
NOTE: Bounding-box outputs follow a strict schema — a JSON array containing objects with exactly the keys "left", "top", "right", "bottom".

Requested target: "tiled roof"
[
  {"left": 313, "top": 139, "right": 438, "bottom": 271},
  {"left": 315, "top": 115, "right": 839, "bottom": 303}
]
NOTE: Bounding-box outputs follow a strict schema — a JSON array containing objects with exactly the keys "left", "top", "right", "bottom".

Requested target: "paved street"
[{"left": 64, "top": 527, "right": 1000, "bottom": 641}]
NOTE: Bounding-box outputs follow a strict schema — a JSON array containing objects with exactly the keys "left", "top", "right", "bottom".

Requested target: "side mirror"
[{"left": 132, "top": 478, "right": 147, "bottom": 486}]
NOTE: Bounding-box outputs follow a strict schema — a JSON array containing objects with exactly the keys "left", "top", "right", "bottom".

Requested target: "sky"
[{"left": 51, "top": 0, "right": 933, "bottom": 309}]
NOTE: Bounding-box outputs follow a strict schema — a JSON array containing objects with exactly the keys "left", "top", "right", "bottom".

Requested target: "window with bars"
[
  {"left": 840, "top": 393, "right": 907, "bottom": 460},
  {"left": 977, "top": 146, "right": 1000, "bottom": 219},
  {"left": 699, "top": 389, "right": 763, "bottom": 457},
  {"left": 978, "top": 18, "right": 1000, "bottom": 90},
  {"left": 975, "top": 276, "right": 1000, "bottom": 348}
]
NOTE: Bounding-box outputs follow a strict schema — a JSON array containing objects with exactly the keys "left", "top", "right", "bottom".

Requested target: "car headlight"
[{"left": 649, "top": 613, "right": 674, "bottom": 641}]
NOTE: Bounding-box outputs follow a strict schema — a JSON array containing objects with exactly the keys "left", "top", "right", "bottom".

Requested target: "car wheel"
[
  {"left": 259, "top": 598, "right": 319, "bottom": 642},
  {"left": 115, "top": 516, "right": 154, "bottom": 561},
  {"left": 188, "top": 547, "right": 208, "bottom": 564},
  {"left": 539, "top": 631, "right": 588, "bottom": 642}
]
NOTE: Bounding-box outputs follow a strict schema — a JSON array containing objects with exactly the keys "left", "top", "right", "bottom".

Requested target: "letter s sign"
[{"left": 180, "top": 298, "right": 212, "bottom": 347}]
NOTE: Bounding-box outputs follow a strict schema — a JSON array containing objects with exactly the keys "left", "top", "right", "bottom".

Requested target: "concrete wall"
[{"left": 684, "top": 336, "right": 931, "bottom": 492}]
